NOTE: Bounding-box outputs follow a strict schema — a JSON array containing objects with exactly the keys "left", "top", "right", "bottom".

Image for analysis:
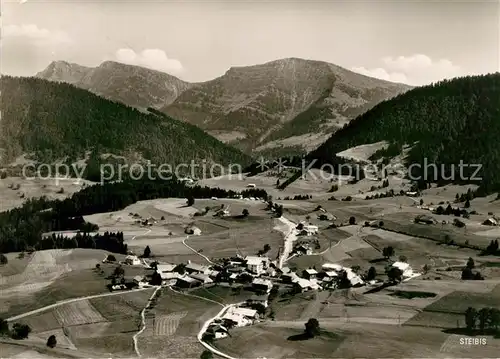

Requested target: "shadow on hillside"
[
  {"left": 363, "top": 282, "right": 393, "bottom": 294},
  {"left": 369, "top": 258, "right": 387, "bottom": 264},
  {"left": 287, "top": 333, "right": 311, "bottom": 341}
]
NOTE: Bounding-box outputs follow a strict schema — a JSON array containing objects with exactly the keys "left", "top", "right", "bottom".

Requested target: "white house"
[
  {"left": 303, "top": 224, "right": 319, "bottom": 235},
  {"left": 222, "top": 313, "right": 252, "bottom": 327},
  {"left": 159, "top": 272, "right": 180, "bottom": 286},
  {"left": 245, "top": 256, "right": 268, "bottom": 275},
  {"left": 222, "top": 306, "right": 258, "bottom": 327},
  {"left": 209, "top": 324, "right": 229, "bottom": 339},
  {"left": 247, "top": 294, "right": 269, "bottom": 308},
  {"left": 345, "top": 268, "right": 364, "bottom": 287},
  {"left": 392, "top": 261, "right": 420, "bottom": 280},
  {"left": 124, "top": 255, "right": 142, "bottom": 266}
]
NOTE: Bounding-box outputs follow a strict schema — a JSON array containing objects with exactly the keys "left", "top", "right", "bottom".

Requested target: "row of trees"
[{"left": 465, "top": 307, "right": 500, "bottom": 333}]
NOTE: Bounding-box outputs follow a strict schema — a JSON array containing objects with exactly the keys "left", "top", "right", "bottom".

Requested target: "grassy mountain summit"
[
  {"left": 163, "top": 57, "right": 411, "bottom": 153},
  {"left": 36, "top": 60, "right": 192, "bottom": 109},
  {"left": 36, "top": 58, "right": 411, "bottom": 155},
  {"left": 0, "top": 76, "right": 250, "bottom": 172},
  {"left": 308, "top": 73, "right": 500, "bottom": 192}
]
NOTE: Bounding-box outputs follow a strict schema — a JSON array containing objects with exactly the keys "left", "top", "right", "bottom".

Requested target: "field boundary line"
[
  {"left": 7, "top": 287, "right": 152, "bottom": 322},
  {"left": 169, "top": 287, "right": 239, "bottom": 359},
  {"left": 132, "top": 285, "right": 161, "bottom": 357},
  {"left": 183, "top": 236, "right": 215, "bottom": 264}
]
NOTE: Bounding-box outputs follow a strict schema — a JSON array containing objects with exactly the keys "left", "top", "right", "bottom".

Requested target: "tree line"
[
  {"left": 0, "top": 76, "right": 250, "bottom": 171},
  {"left": 464, "top": 307, "right": 500, "bottom": 334},
  {"left": 307, "top": 74, "right": 500, "bottom": 193},
  {"left": 39, "top": 231, "right": 127, "bottom": 254},
  {"left": 0, "top": 178, "right": 268, "bottom": 253}
]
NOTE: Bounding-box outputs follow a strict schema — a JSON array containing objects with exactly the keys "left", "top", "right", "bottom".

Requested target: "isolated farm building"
[
  {"left": 483, "top": 218, "right": 498, "bottom": 226},
  {"left": 156, "top": 263, "right": 176, "bottom": 273},
  {"left": 124, "top": 255, "right": 142, "bottom": 266},
  {"left": 189, "top": 273, "right": 214, "bottom": 284},
  {"left": 185, "top": 262, "right": 211, "bottom": 275},
  {"left": 414, "top": 214, "right": 438, "bottom": 225},
  {"left": 185, "top": 225, "right": 202, "bottom": 235},
  {"left": 208, "top": 324, "right": 230, "bottom": 339},
  {"left": 175, "top": 275, "right": 200, "bottom": 289},
  {"left": 214, "top": 207, "right": 231, "bottom": 217},
  {"left": 392, "top": 261, "right": 420, "bottom": 280},
  {"left": 303, "top": 268, "right": 318, "bottom": 280},
  {"left": 252, "top": 278, "right": 273, "bottom": 293},
  {"left": 247, "top": 294, "right": 270, "bottom": 308},
  {"left": 246, "top": 183, "right": 256, "bottom": 188},
  {"left": 245, "top": 256, "right": 269, "bottom": 275},
  {"left": 318, "top": 213, "right": 336, "bottom": 221},
  {"left": 230, "top": 307, "right": 258, "bottom": 320},
  {"left": 221, "top": 312, "right": 252, "bottom": 327},
  {"left": 159, "top": 272, "right": 180, "bottom": 286},
  {"left": 406, "top": 191, "right": 419, "bottom": 197}
]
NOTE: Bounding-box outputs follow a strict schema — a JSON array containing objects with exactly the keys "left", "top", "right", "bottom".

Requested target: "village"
[{"left": 105, "top": 207, "right": 423, "bottom": 346}]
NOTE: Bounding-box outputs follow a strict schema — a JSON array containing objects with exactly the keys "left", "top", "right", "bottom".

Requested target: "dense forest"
[
  {"left": 0, "top": 178, "right": 268, "bottom": 253},
  {"left": 307, "top": 74, "right": 500, "bottom": 192},
  {"left": 40, "top": 231, "right": 128, "bottom": 254},
  {"left": 0, "top": 76, "right": 250, "bottom": 173}
]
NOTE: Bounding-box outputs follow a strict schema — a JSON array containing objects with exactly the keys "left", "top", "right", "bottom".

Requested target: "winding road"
[{"left": 132, "top": 285, "right": 162, "bottom": 357}]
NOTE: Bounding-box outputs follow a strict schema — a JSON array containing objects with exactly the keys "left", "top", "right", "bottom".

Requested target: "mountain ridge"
[
  {"left": 36, "top": 58, "right": 412, "bottom": 155},
  {"left": 37, "top": 60, "right": 193, "bottom": 109}
]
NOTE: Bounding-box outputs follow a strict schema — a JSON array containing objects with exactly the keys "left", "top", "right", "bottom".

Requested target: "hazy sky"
[{"left": 2, "top": 0, "right": 499, "bottom": 85}]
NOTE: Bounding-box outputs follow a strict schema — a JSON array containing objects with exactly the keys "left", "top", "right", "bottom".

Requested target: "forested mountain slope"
[
  {"left": 0, "top": 76, "right": 250, "bottom": 171},
  {"left": 308, "top": 74, "right": 500, "bottom": 191}
]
